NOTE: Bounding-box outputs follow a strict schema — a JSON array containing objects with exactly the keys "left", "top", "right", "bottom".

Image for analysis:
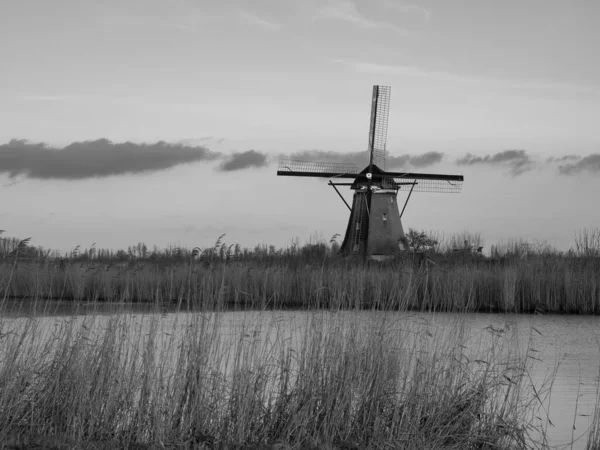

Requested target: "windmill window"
[{"left": 382, "top": 213, "right": 387, "bottom": 226}]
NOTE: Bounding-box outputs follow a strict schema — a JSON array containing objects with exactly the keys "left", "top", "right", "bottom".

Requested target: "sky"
[{"left": 1, "top": 0, "right": 599, "bottom": 254}]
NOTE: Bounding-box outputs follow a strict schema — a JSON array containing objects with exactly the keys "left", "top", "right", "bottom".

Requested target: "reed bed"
[
  {"left": 0, "top": 306, "right": 555, "bottom": 449},
  {"left": 1, "top": 229, "right": 599, "bottom": 313},
  {"left": 1, "top": 252, "right": 599, "bottom": 314}
]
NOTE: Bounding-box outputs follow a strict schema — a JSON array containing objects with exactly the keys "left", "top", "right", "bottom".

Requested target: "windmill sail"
[
  {"left": 377, "top": 175, "right": 463, "bottom": 193},
  {"left": 277, "top": 158, "right": 359, "bottom": 177},
  {"left": 368, "top": 85, "right": 391, "bottom": 171},
  {"left": 278, "top": 158, "right": 463, "bottom": 193}
]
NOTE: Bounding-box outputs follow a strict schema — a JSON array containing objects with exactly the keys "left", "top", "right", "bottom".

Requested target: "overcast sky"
[{"left": 1, "top": 0, "right": 599, "bottom": 254}]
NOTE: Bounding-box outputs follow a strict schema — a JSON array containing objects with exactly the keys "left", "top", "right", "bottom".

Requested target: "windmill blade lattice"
[
  {"left": 278, "top": 158, "right": 359, "bottom": 176},
  {"left": 379, "top": 176, "right": 463, "bottom": 193},
  {"left": 370, "top": 85, "right": 391, "bottom": 170}
]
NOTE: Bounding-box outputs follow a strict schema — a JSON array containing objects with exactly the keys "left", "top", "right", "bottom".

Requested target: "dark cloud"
[
  {"left": 287, "top": 150, "right": 444, "bottom": 169},
  {"left": 217, "top": 150, "right": 269, "bottom": 171},
  {"left": 0, "top": 138, "right": 220, "bottom": 180},
  {"left": 456, "top": 150, "right": 533, "bottom": 176},
  {"left": 387, "top": 151, "right": 444, "bottom": 169},
  {"left": 558, "top": 154, "right": 600, "bottom": 175},
  {"left": 546, "top": 154, "right": 581, "bottom": 163}
]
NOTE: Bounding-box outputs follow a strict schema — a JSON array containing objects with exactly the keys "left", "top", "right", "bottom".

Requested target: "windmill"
[{"left": 277, "top": 85, "right": 464, "bottom": 258}]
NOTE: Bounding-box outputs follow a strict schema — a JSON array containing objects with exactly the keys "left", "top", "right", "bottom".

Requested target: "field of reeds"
[
  {"left": 1, "top": 229, "right": 600, "bottom": 449},
  {"left": 1, "top": 230, "right": 599, "bottom": 314}
]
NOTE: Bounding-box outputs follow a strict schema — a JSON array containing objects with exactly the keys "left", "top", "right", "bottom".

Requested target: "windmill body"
[
  {"left": 277, "top": 85, "right": 464, "bottom": 258},
  {"left": 339, "top": 164, "right": 408, "bottom": 256}
]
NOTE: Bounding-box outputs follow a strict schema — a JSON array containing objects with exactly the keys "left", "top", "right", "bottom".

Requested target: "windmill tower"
[{"left": 277, "top": 85, "right": 464, "bottom": 258}]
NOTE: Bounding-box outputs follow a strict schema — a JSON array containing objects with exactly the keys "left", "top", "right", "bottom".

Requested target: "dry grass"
[
  {"left": 1, "top": 250, "right": 599, "bottom": 314},
  {"left": 1, "top": 229, "right": 599, "bottom": 313},
  {"left": 587, "top": 364, "right": 600, "bottom": 450},
  {"left": 0, "top": 307, "right": 555, "bottom": 449}
]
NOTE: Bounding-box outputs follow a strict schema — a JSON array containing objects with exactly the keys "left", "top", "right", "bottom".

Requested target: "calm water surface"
[{"left": 2, "top": 301, "right": 599, "bottom": 449}]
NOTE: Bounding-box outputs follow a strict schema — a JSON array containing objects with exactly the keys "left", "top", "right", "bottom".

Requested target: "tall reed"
[
  {"left": 0, "top": 309, "right": 556, "bottom": 449},
  {"left": 2, "top": 253, "right": 599, "bottom": 313},
  {"left": 587, "top": 363, "right": 600, "bottom": 450}
]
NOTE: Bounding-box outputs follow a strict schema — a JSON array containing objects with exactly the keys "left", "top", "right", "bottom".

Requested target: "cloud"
[
  {"left": 456, "top": 150, "right": 533, "bottom": 176},
  {"left": 217, "top": 150, "right": 269, "bottom": 172},
  {"left": 237, "top": 10, "right": 282, "bottom": 31},
  {"left": 388, "top": 151, "right": 444, "bottom": 168},
  {"left": 332, "top": 59, "right": 600, "bottom": 96},
  {"left": 380, "top": 0, "right": 431, "bottom": 22},
  {"left": 546, "top": 154, "right": 581, "bottom": 163},
  {"left": 287, "top": 149, "right": 444, "bottom": 169},
  {"left": 313, "top": 0, "right": 406, "bottom": 32},
  {"left": 558, "top": 154, "right": 600, "bottom": 176},
  {"left": 0, "top": 139, "right": 220, "bottom": 180}
]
